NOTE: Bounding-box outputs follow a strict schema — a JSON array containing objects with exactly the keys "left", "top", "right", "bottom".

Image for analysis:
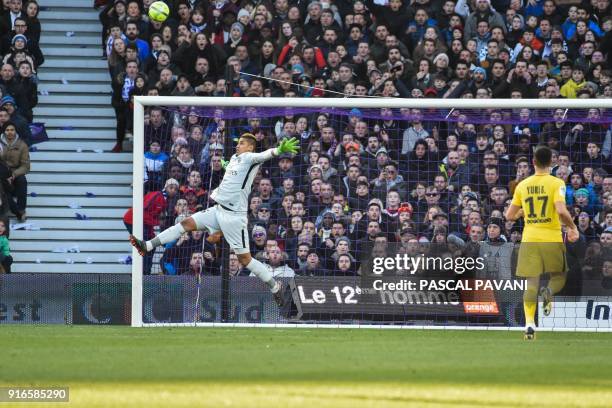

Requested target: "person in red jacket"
[{"left": 123, "top": 178, "right": 179, "bottom": 273}]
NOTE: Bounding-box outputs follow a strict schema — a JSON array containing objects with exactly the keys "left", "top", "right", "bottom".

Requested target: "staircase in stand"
[{"left": 11, "top": 0, "right": 132, "bottom": 273}]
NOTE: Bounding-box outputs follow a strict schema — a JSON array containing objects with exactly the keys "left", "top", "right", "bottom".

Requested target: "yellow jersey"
[{"left": 511, "top": 173, "right": 565, "bottom": 243}]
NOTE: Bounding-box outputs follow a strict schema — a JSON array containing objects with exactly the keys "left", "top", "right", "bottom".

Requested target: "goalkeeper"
[{"left": 130, "top": 133, "right": 299, "bottom": 306}]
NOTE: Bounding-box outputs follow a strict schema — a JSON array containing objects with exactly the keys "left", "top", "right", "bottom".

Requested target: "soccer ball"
[{"left": 148, "top": 1, "right": 169, "bottom": 23}]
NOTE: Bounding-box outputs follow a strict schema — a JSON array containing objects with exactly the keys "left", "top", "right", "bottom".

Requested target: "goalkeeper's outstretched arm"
[{"left": 250, "top": 137, "right": 300, "bottom": 164}]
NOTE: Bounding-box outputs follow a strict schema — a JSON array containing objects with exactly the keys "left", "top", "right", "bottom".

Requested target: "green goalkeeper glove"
[
  {"left": 277, "top": 137, "right": 300, "bottom": 155},
  {"left": 220, "top": 158, "right": 229, "bottom": 170}
]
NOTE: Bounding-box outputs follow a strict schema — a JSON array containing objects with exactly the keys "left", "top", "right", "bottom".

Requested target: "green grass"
[{"left": 2, "top": 326, "right": 612, "bottom": 407}]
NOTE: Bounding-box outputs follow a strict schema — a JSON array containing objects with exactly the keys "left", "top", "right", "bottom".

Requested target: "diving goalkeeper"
[{"left": 130, "top": 133, "right": 300, "bottom": 306}]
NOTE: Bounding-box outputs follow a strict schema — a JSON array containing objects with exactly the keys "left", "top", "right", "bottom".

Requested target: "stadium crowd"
[
  {"left": 0, "top": 0, "right": 41, "bottom": 229},
  {"left": 111, "top": 0, "right": 612, "bottom": 289}
]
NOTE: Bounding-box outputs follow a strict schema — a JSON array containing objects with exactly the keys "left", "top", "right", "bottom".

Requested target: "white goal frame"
[{"left": 132, "top": 97, "right": 612, "bottom": 328}]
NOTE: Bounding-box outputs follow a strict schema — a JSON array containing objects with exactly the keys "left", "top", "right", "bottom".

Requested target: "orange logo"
[{"left": 463, "top": 302, "right": 499, "bottom": 314}]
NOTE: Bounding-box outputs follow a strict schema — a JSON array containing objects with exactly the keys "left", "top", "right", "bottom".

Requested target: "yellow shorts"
[{"left": 516, "top": 242, "right": 567, "bottom": 277}]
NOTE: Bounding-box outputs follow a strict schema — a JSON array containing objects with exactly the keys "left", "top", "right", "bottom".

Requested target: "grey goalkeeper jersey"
[{"left": 210, "top": 148, "right": 277, "bottom": 212}]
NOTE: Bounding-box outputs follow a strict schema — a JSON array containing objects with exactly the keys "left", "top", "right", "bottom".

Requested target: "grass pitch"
[{"left": 2, "top": 326, "right": 612, "bottom": 407}]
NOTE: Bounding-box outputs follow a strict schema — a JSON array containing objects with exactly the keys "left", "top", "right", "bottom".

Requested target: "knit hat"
[
  {"left": 488, "top": 217, "right": 503, "bottom": 229},
  {"left": 237, "top": 8, "right": 250, "bottom": 20},
  {"left": 345, "top": 141, "right": 360, "bottom": 152},
  {"left": 164, "top": 178, "right": 179, "bottom": 189},
  {"left": 368, "top": 198, "right": 383, "bottom": 210},
  {"left": 473, "top": 66, "right": 487, "bottom": 80},
  {"left": 252, "top": 225, "right": 267, "bottom": 238},
  {"left": 447, "top": 233, "right": 465, "bottom": 247},
  {"left": 424, "top": 87, "right": 438, "bottom": 96},
  {"left": 398, "top": 203, "right": 413, "bottom": 215},
  {"left": 433, "top": 53, "right": 449, "bottom": 65},
  {"left": 257, "top": 202, "right": 271, "bottom": 211},
  {"left": 368, "top": 68, "right": 382, "bottom": 77},
  {"left": 434, "top": 212, "right": 449, "bottom": 220},
  {"left": 465, "top": 191, "right": 479, "bottom": 200},
  {"left": 307, "top": 1, "right": 322, "bottom": 11},
  {"left": 335, "top": 236, "right": 351, "bottom": 248},
  {"left": 230, "top": 22, "right": 244, "bottom": 36},
  {"left": 12, "top": 34, "right": 26, "bottom": 45},
  {"left": 291, "top": 64, "right": 305, "bottom": 75},
  {"left": 263, "top": 63, "right": 277, "bottom": 78},
  {"left": 308, "top": 164, "right": 322, "bottom": 174},
  {"left": 575, "top": 188, "right": 589, "bottom": 198},
  {"left": 174, "top": 136, "right": 188, "bottom": 146},
  {"left": 0, "top": 95, "right": 16, "bottom": 107},
  {"left": 375, "top": 147, "right": 388, "bottom": 157}
]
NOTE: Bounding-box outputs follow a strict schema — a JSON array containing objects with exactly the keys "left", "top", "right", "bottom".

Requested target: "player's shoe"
[
  {"left": 129, "top": 235, "right": 148, "bottom": 256},
  {"left": 540, "top": 286, "right": 553, "bottom": 316},
  {"left": 524, "top": 325, "right": 536, "bottom": 340},
  {"left": 272, "top": 281, "right": 285, "bottom": 308}
]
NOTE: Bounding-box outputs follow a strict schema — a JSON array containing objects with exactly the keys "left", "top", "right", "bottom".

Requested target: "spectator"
[
  {"left": 111, "top": 60, "right": 139, "bottom": 152},
  {"left": 1, "top": 86, "right": 32, "bottom": 145},
  {"left": 299, "top": 248, "right": 328, "bottom": 276},
  {"left": 250, "top": 225, "right": 268, "bottom": 254},
  {"left": 163, "top": 229, "right": 218, "bottom": 275},
  {"left": 0, "top": 121, "right": 28, "bottom": 221},
  {"left": 123, "top": 178, "right": 178, "bottom": 273},
  {"left": 255, "top": 245, "right": 294, "bottom": 278},
  {"left": 23, "top": 1, "right": 40, "bottom": 45},
  {"left": 229, "top": 251, "right": 244, "bottom": 276},
  {"left": 187, "top": 252, "right": 204, "bottom": 275},
  {"left": 334, "top": 253, "right": 356, "bottom": 276},
  {"left": 15, "top": 61, "right": 36, "bottom": 123},
  {"left": 0, "top": 217, "right": 12, "bottom": 273}
]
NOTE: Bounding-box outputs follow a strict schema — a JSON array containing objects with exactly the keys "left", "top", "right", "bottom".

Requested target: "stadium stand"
[
  {"left": 8, "top": 0, "right": 133, "bottom": 274},
  {"left": 0, "top": 0, "right": 42, "bottom": 272},
  {"left": 95, "top": 0, "right": 611, "bottom": 286},
  {"left": 6, "top": 0, "right": 606, "bottom": 280}
]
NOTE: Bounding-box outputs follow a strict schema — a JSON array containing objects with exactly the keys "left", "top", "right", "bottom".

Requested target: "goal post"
[
  {"left": 131, "top": 97, "right": 612, "bottom": 329},
  {"left": 131, "top": 100, "right": 146, "bottom": 328}
]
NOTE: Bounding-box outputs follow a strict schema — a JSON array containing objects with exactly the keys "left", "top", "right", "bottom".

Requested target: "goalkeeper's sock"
[
  {"left": 548, "top": 272, "right": 566, "bottom": 295},
  {"left": 146, "top": 223, "right": 186, "bottom": 251},
  {"left": 246, "top": 258, "right": 276, "bottom": 291},
  {"left": 523, "top": 277, "right": 539, "bottom": 327}
]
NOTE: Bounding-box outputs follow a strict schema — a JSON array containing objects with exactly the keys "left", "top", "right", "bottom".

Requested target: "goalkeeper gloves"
[
  {"left": 277, "top": 137, "right": 300, "bottom": 155},
  {"left": 220, "top": 158, "right": 229, "bottom": 170}
]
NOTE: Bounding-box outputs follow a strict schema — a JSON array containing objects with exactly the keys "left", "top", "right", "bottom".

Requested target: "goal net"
[{"left": 131, "top": 97, "right": 612, "bottom": 330}]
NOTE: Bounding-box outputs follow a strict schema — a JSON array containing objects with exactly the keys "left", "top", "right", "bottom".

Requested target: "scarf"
[
  {"left": 121, "top": 76, "right": 135, "bottom": 102},
  {"left": 177, "top": 157, "right": 194, "bottom": 168}
]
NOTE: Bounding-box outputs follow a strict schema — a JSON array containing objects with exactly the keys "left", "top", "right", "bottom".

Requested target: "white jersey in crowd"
[{"left": 210, "top": 148, "right": 276, "bottom": 212}]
